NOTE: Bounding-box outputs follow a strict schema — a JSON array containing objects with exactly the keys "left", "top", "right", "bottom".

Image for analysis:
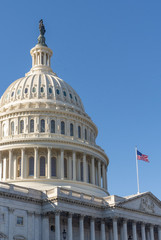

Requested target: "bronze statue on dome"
[{"left": 38, "top": 19, "right": 47, "bottom": 47}]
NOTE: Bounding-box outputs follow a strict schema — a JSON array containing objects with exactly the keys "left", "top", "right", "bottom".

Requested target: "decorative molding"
[{"left": 139, "top": 197, "right": 155, "bottom": 213}]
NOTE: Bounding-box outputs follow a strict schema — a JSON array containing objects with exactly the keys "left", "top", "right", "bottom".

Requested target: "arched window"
[
  {"left": 85, "top": 128, "right": 87, "bottom": 140},
  {"left": 40, "top": 119, "right": 45, "bottom": 132},
  {"left": 29, "top": 156, "right": 34, "bottom": 176},
  {"left": 78, "top": 126, "right": 81, "bottom": 138},
  {"left": 61, "top": 121, "right": 65, "bottom": 135},
  {"left": 30, "top": 119, "right": 34, "bottom": 133},
  {"left": 70, "top": 123, "right": 74, "bottom": 136},
  {"left": 11, "top": 121, "right": 14, "bottom": 135},
  {"left": 64, "top": 158, "right": 67, "bottom": 178},
  {"left": 80, "top": 161, "right": 83, "bottom": 181},
  {"left": 51, "top": 157, "right": 56, "bottom": 177},
  {"left": 17, "top": 157, "right": 21, "bottom": 177},
  {"left": 20, "top": 120, "right": 24, "bottom": 133},
  {"left": 51, "top": 120, "right": 55, "bottom": 133},
  {"left": 40, "top": 156, "right": 45, "bottom": 176}
]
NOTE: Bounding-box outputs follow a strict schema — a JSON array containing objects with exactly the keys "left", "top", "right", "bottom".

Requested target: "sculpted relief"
[{"left": 139, "top": 197, "right": 155, "bottom": 213}]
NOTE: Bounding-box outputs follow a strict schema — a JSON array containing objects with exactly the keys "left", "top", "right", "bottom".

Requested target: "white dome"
[{"left": 0, "top": 72, "right": 84, "bottom": 113}]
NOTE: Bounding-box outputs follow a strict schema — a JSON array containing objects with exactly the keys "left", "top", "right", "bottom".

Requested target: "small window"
[
  {"left": 80, "top": 161, "right": 83, "bottom": 181},
  {"left": 61, "top": 121, "right": 65, "bottom": 135},
  {"left": 63, "top": 91, "right": 66, "bottom": 97},
  {"left": 85, "top": 129, "right": 87, "bottom": 140},
  {"left": 51, "top": 120, "right": 55, "bottom": 133},
  {"left": 17, "top": 158, "right": 21, "bottom": 177},
  {"left": 11, "top": 91, "right": 14, "bottom": 97},
  {"left": 29, "top": 157, "right": 34, "bottom": 176},
  {"left": 25, "top": 88, "right": 28, "bottom": 94},
  {"left": 40, "top": 119, "right": 45, "bottom": 132},
  {"left": 32, "top": 87, "right": 36, "bottom": 93},
  {"left": 78, "top": 126, "right": 81, "bottom": 138},
  {"left": 17, "top": 89, "right": 21, "bottom": 95},
  {"left": 20, "top": 120, "right": 24, "bottom": 133},
  {"left": 69, "top": 93, "right": 73, "bottom": 99},
  {"left": 30, "top": 119, "right": 34, "bottom": 133},
  {"left": 51, "top": 157, "right": 56, "bottom": 177},
  {"left": 75, "top": 96, "right": 77, "bottom": 102},
  {"left": 70, "top": 123, "right": 74, "bottom": 136},
  {"left": 56, "top": 89, "right": 60, "bottom": 95},
  {"left": 17, "top": 216, "right": 23, "bottom": 225},
  {"left": 64, "top": 158, "right": 67, "bottom": 178},
  {"left": 40, "top": 156, "right": 45, "bottom": 176},
  {"left": 40, "top": 87, "right": 44, "bottom": 93},
  {"left": 11, "top": 121, "right": 14, "bottom": 135},
  {"left": 49, "top": 88, "right": 52, "bottom": 94}
]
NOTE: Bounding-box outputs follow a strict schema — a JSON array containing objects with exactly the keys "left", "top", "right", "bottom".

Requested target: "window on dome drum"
[
  {"left": 32, "top": 87, "right": 36, "bottom": 93},
  {"left": 85, "top": 129, "right": 87, "bottom": 140},
  {"left": 20, "top": 120, "right": 24, "bottom": 134},
  {"left": 80, "top": 161, "right": 83, "bottom": 181},
  {"left": 49, "top": 88, "right": 52, "bottom": 94},
  {"left": 70, "top": 123, "right": 74, "bottom": 136},
  {"left": 17, "top": 157, "right": 21, "bottom": 177},
  {"left": 64, "top": 158, "right": 67, "bottom": 178},
  {"left": 69, "top": 93, "right": 73, "bottom": 99},
  {"left": 56, "top": 89, "right": 60, "bottom": 95},
  {"left": 29, "top": 157, "right": 34, "bottom": 176},
  {"left": 11, "top": 91, "right": 14, "bottom": 97},
  {"left": 78, "top": 126, "right": 81, "bottom": 138},
  {"left": 17, "top": 216, "right": 23, "bottom": 226},
  {"left": 40, "top": 87, "right": 44, "bottom": 93},
  {"left": 63, "top": 91, "right": 66, "bottom": 97},
  {"left": 30, "top": 119, "right": 34, "bottom": 133},
  {"left": 61, "top": 121, "right": 65, "bottom": 135},
  {"left": 75, "top": 96, "right": 77, "bottom": 102},
  {"left": 11, "top": 121, "right": 14, "bottom": 135},
  {"left": 40, "top": 119, "right": 45, "bottom": 132},
  {"left": 17, "top": 89, "right": 21, "bottom": 95},
  {"left": 25, "top": 88, "right": 28, "bottom": 94},
  {"left": 51, "top": 120, "right": 55, "bottom": 133},
  {"left": 51, "top": 157, "right": 56, "bottom": 177},
  {"left": 40, "top": 156, "right": 45, "bottom": 176}
]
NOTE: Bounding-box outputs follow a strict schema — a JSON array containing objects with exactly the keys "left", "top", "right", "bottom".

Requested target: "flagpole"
[{"left": 135, "top": 146, "right": 140, "bottom": 194}]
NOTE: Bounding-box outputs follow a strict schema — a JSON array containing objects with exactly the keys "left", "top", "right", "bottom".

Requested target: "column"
[
  {"left": 113, "top": 218, "right": 118, "bottom": 240},
  {"left": 98, "top": 160, "right": 101, "bottom": 187},
  {"left": 101, "top": 220, "right": 106, "bottom": 240},
  {"left": 3, "top": 157, "right": 6, "bottom": 181},
  {"left": 123, "top": 220, "right": 128, "bottom": 240},
  {"left": 40, "top": 52, "right": 42, "bottom": 64},
  {"left": 47, "top": 148, "right": 51, "bottom": 179},
  {"left": 141, "top": 223, "right": 146, "bottom": 240},
  {"left": 158, "top": 226, "right": 161, "bottom": 240},
  {"left": 13, "top": 155, "right": 17, "bottom": 180},
  {"left": 8, "top": 208, "right": 14, "bottom": 239},
  {"left": 79, "top": 215, "right": 84, "bottom": 240},
  {"left": 102, "top": 164, "right": 106, "bottom": 188},
  {"left": 27, "top": 211, "right": 35, "bottom": 240},
  {"left": 42, "top": 215, "right": 49, "bottom": 240},
  {"left": 68, "top": 213, "right": 73, "bottom": 240},
  {"left": 68, "top": 156, "right": 72, "bottom": 180},
  {"left": 0, "top": 152, "right": 2, "bottom": 181},
  {"left": 21, "top": 148, "right": 25, "bottom": 179},
  {"left": 8, "top": 150, "right": 12, "bottom": 180},
  {"left": 34, "top": 147, "right": 38, "bottom": 179},
  {"left": 109, "top": 226, "right": 113, "bottom": 240},
  {"left": 60, "top": 149, "right": 64, "bottom": 179},
  {"left": 73, "top": 151, "right": 76, "bottom": 181},
  {"left": 90, "top": 217, "right": 95, "bottom": 240},
  {"left": 150, "top": 225, "right": 154, "bottom": 240},
  {"left": 44, "top": 53, "right": 46, "bottom": 66},
  {"left": 91, "top": 157, "right": 95, "bottom": 184},
  {"left": 77, "top": 158, "right": 80, "bottom": 181},
  {"left": 83, "top": 153, "right": 87, "bottom": 182},
  {"left": 55, "top": 212, "right": 60, "bottom": 240},
  {"left": 35, "top": 213, "right": 41, "bottom": 240},
  {"left": 132, "top": 221, "right": 137, "bottom": 240},
  {"left": 105, "top": 167, "right": 108, "bottom": 190}
]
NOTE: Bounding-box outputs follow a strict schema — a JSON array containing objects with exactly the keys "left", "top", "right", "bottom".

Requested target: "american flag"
[{"left": 137, "top": 150, "right": 149, "bottom": 162}]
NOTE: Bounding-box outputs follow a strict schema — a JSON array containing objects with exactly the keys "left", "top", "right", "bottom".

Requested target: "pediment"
[{"left": 117, "top": 192, "right": 161, "bottom": 215}]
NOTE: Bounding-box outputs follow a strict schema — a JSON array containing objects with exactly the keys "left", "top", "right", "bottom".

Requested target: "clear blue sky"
[{"left": 0, "top": 1, "right": 161, "bottom": 199}]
